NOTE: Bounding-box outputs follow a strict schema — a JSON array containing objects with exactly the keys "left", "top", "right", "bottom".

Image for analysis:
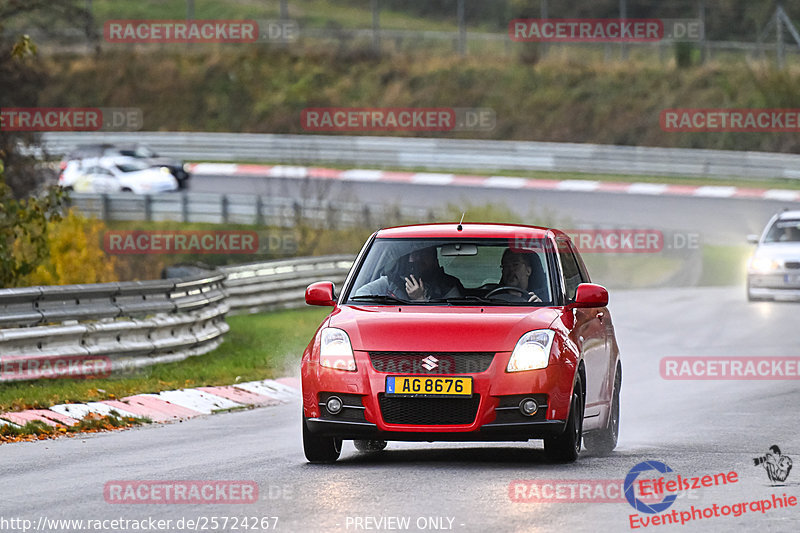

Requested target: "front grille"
[
  {"left": 378, "top": 394, "right": 480, "bottom": 425},
  {"left": 318, "top": 392, "right": 366, "bottom": 423},
  {"left": 786, "top": 261, "right": 800, "bottom": 270},
  {"left": 369, "top": 352, "right": 494, "bottom": 374}
]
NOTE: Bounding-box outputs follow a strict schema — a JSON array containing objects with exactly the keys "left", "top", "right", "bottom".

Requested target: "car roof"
[
  {"left": 777, "top": 210, "right": 800, "bottom": 220},
  {"left": 374, "top": 223, "right": 565, "bottom": 239}
]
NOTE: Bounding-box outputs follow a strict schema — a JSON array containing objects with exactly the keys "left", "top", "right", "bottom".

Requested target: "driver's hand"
[
  {"left": 527, "top": 292, "right": 542, "bottom": 303},
  {"left": 405, "top": 275, "right": 425, "bottom": 300}
]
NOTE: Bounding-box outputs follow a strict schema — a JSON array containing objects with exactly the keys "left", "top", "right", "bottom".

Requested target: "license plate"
[
  {"left": 385, "top": 376, "right": 472, "bottom": 397},
  {"left": 784, "top": 274, "right": 800, "bottom": 284}
]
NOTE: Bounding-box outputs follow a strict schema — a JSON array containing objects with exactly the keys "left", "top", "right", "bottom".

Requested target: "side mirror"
[
  {"left": 747, "top": 234, "right": 760, "bottom": 245},
  {"left": 571, "top": 283, "right": 608, "bottom": 308},
  {"left": 305, "top": 281, "right": 336, "bottom": 306}
]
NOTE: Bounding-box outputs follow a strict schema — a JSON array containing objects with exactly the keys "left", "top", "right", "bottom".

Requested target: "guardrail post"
[
  {"left": 293, "top": 201, "right": 302, "bottom": 223},
  {"left": 182, "top": 193, "right": 190, "bottom": 222},
  {"left": 362, "top": 205, "right": 372, "bottom": 227},
  {"left": 144, "top": 195, "right": 153, "bottom": 221},
  {"left": 255, "top": 195, "right": 264, "bottom": 226},
  {"left": 221, "top": 194, "right": 229, "bottom": 224},
  {"left": 101, "top": 194, "right": 109, "bottom": 221}
]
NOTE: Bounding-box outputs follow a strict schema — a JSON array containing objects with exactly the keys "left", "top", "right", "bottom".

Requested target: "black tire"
[
  {"left": 584, "top": 367, "right": 620, "bottom": 455},
  {"left": 544, "top": 374, "right": 583, "bottom": 463},
  {"left": 302, "top": 416, "right": 341, "bottom": 463},
  {"left": 354, "top": 439, "right": 387, "bottom": 452}
]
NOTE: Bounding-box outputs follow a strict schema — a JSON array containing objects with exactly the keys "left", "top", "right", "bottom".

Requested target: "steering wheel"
[{"left": 486, "top": 286, "right": 530, "bottom": 299}]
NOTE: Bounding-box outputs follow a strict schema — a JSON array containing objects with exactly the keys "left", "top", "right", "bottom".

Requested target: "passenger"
[
  {"left": 356, "top": 247, "right": 464, "bottom": 301},
  {"left": 492, "top": 249, "right": 544, "bottom": 303}
]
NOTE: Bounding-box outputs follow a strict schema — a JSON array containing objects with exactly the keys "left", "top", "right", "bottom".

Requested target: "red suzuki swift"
[{"left": 301, "top": 223, "right": 621, "bottom": 463}]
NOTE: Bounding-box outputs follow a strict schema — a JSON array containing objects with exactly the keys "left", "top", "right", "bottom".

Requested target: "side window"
[{"left": 557, "top": 240, "right": 586, "bottom": 301}]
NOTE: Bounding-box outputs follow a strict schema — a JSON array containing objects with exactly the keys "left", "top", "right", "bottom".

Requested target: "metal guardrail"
[
  {"left": 0, "top": 272, "right": 229, "bottom": 382},
  {"left": 0, "top": 256, "right": 354, "bottom": 382},
  {"left": 41, "top": 132, "right": 800, "bottom": 181},
  {"left": 65, "top": 192, "right": 437, "bottom": 227},
  {"left": 221, "top": 255, "right": 353, "bottom": 314}
]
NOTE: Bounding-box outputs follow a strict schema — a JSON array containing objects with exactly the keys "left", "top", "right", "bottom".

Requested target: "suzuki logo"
[{"left": 421, "top": 355, "right": 439, "bottom": 371}]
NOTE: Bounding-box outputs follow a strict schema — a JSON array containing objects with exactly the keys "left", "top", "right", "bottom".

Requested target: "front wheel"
[
  {"left": 302, "top": 416, "right": 341, "bottom": 463},
  {"left": 584, "top": 367, "right": 620, "bottom": 455},
  {"left": 544, "top": 374, "right": 583, "bottom": 463}
]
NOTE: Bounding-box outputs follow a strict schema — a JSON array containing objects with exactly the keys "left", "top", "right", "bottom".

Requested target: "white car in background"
[
  {"left": 747, "top": 209, "right": 800, "bottom": 301},
  {"left": 58, "top": 156, "right": 178, "bottom": 194}
]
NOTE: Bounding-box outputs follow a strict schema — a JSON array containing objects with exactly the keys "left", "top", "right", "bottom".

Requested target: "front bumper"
[
  {"left": 302, "top": 350, "right": 576, "bottom": 441},
  {"left": 748, "top": 272, "right": 800, "bottom": 300},
  {"left": 305, "top": 417, "right": 567, "bottom": 441}
]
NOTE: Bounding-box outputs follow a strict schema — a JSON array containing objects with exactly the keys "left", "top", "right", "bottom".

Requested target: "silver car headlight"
[
  {"left": 749, "top": 256, "right": 781, "bottom": 274},
  {"left": 507, "top": 330, "right": 555, "bottom": 372},
  {"left": 319, "top": 327, "right": 356, "bottom": 371}
]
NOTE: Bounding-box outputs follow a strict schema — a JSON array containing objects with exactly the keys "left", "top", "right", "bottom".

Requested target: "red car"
[{"left": 301, "top": 223, "right": 621, "bottom": 463}]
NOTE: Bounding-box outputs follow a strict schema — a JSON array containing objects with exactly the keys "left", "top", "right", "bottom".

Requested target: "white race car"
[
  {"left": 747, "top": 209, "right": 800, "bottom": 301},
  {"left": 58, "top": 156, "right": 178, "bottom": 194}
]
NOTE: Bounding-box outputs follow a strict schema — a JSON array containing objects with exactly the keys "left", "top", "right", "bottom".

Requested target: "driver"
[
  {"left": 491, "top": 249, "right": 543, "bottom": 303},
  {"left": 356, "top": 246, "right": 464, "bottom": 301}
]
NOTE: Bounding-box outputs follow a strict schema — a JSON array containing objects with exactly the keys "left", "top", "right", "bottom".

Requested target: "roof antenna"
[{"left": 457, "top": 212, "right": 465, "bottom": 231}]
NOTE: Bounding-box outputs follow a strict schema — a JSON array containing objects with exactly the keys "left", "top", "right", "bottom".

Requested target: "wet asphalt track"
[{"left": 1, "top": 286, "right": 798, "bottom": 533}]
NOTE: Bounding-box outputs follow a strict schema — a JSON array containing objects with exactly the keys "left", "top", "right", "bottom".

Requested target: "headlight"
[
  {"left": 319, "top": 327, "right": 356, "bottom": 371},
  {"left": 749, "top": 256, "right": 781, "bottom": 273},
  {"left": 507, "top": 330, "right": 555, "bottom": 372},
  {"left": 183, "top": 163, "right": 190, "bottom": 173}
]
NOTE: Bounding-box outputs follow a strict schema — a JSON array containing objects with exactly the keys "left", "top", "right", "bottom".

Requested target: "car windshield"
[
  {"left": 346, "top": 237, "right": 554, "bottom": 306},
  {"left": 134, "top": 146, "right": 156, "bottom": 158},
  {"left": 115, "top": 160, "right": 151, "bottom": 172},
  {"left": 764, "top": 219, "right": 800, "bottom": 243}
]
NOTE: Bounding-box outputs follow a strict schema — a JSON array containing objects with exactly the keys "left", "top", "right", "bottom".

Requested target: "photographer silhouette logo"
[{"left": 753, "top": 445, "right": 793, "bottom": 484}]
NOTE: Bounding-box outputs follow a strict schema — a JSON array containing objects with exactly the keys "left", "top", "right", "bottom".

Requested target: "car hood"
[
  {"left": 328, "top": 305, "right": 561, "bottom": 352},
  {"left": 754, "top": 242, "right": 800, "bottom": 261}
]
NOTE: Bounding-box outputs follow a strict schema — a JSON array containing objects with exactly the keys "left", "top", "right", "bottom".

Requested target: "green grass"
[
  {"left": 40, "top": 48, "right": 800, "bottom": 156},
  {"left": 0, "top": 308, "right": 329, "bottom": 413},
  {"left": 88, "top": 0, "right": 469, "bottom": 33},
  {"left": 0, "top": 413, "right": 149, "bottom": 442},
  {"left": 699, "top": 245, "right": 752, "bottom": 286}
]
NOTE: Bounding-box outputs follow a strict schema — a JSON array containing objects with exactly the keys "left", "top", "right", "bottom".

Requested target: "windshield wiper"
[
  {"left": 430, "top": 295, "right": 494, "bottom": 305},
  {"left": 349, "top": 294, "right": 410, "bottom": 304}
]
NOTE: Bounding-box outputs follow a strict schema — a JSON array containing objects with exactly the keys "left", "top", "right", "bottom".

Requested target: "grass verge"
[
  {"left": 0, "top": 413, "right": 149, "bottom": 443},
  {"left": 0, "top": 308, "right": 329, "bottom": 413}
]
